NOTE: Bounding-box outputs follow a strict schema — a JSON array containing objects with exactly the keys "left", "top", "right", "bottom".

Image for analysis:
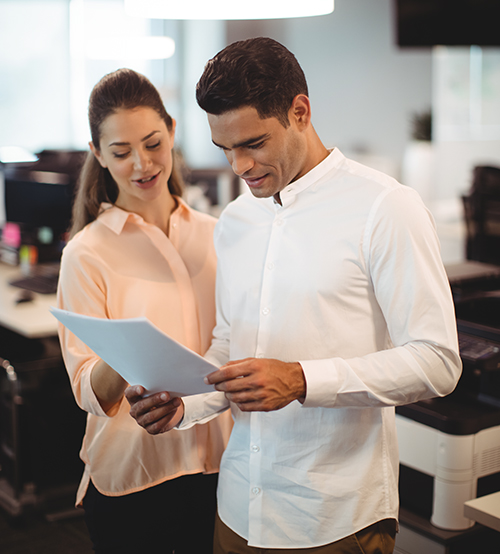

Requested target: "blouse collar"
[{"left": 97, "top": 196, "right": 190, "bottom": 235}]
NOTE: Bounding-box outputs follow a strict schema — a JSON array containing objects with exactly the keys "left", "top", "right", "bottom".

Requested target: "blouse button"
[{"left": 252, "top": 487, "right": 261, "bottom": 495}]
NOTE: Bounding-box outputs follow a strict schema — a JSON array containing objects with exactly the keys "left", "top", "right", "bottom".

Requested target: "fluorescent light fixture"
[
  {"left": 124, "top": 0, "right": 334, "bottom": 20},
  {"left": 85, "top": 36, "right": 175, "bottom": 60},
  {"left": 0, "top": 146, "right": 38, "bottom": 165}
]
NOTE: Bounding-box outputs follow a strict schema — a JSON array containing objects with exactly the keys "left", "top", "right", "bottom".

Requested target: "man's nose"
[{"left": 230, "top": 150, "right": 254, "bottom": 176}]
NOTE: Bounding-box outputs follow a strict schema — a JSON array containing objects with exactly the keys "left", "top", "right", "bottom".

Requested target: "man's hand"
[
  {"left": 125, "top": 386, "right": 185, "bottom": 435},
  {"left": 204, "top": 358, "right": 306, "bottom": 412}
]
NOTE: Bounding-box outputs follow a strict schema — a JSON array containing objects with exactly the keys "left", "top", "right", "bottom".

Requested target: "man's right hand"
[{"left": 125, "top": 386, "right": 185, "bottom": 435}]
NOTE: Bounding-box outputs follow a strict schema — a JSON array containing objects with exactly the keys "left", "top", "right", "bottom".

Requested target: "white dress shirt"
[{"left": 181, "top": 148, "right": 462, "bottom": 548}]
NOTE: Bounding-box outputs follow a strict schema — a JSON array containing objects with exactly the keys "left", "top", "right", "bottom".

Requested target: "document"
[{"left": 50, "top": 307, "right": 218, "bottom": 397}]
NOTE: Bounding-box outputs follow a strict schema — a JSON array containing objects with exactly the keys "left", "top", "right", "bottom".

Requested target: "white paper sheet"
[{"left": 50, "top": 307, "right": 217, "bottom": 397}]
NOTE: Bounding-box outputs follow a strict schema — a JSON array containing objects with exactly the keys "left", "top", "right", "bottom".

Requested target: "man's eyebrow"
[
  {"left": 109, "top": 130, "right": 160, "bottom": 147},
  {"left": 212, "top": 133, "right": 269, "bottom": 150}
]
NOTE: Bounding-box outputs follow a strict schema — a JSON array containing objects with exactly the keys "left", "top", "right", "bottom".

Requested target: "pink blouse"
[{"left": 57, "top": 198, "right": 232, "bottom": 505}]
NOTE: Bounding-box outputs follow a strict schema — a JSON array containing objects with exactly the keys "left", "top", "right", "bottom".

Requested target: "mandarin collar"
[{"left": 275, "top": 148, "right": 341, "bottom": 209}]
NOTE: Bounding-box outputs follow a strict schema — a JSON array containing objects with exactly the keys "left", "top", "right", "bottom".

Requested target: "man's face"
[{"left": 208, "top": 106, "right": 308, "bottom": 202}]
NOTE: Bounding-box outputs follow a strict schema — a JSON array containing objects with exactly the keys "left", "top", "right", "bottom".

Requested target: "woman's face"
[{"left": 91, "top": 106, "right": 176, "bottom": 213}]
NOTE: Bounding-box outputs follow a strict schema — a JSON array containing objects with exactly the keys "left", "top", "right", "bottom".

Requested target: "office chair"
[{"left": 462, "top": 165, "right": 500, "bottom": 266}]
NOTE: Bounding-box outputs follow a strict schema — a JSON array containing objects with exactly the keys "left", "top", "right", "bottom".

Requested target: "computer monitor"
[
  {"left": 394, "top": 0, "right": 500, "bottom": 47},
  {"left": 3, "top": 149, "right": 86, "bottom": 234},
  {"left": 5, "top": 173, "right": 74, "bottom": 233},
  {"left": 1, "top": 149, "right": 86, "bottom": 263}
]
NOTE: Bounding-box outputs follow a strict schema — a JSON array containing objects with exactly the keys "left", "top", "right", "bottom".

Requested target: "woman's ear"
[
  {"left": 170, "top": 118, "right": 177, "bottom": 143},
  {"left": 89, "top": 141, "right": 107, "bottom": 168}
]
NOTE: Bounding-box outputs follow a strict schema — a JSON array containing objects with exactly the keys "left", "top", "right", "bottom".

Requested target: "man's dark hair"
[{"left": 196, "top": 37, "right": 308, "bottom": 128}]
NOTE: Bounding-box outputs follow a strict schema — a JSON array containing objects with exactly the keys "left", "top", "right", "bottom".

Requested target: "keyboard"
[
  {"left": 9, "top": 266, "right": 60, "bottom": 295},
  {"left": 458, "top": 331, "right": 500, "bottom": 371}
]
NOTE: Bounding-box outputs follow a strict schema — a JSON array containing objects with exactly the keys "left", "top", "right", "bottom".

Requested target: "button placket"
[{"left": 255, "top": 214, "right": 284, "bottom": 355}]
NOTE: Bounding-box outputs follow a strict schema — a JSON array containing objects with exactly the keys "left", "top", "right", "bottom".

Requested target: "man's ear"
[
  {"left": 290, "top": 94, "right": 312, "bottom": 130},
  {"left": 89, "top": 141, "right": 107, "bottom": 168}
]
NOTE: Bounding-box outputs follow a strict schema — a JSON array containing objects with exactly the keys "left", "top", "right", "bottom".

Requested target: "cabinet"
[{"left": 0, "top": 324, "right": 86, "bottom": 518}]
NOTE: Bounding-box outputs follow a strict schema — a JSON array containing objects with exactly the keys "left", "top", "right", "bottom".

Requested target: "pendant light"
[{"left": 124, "top": 0, "right": 334, "bottom": 20}]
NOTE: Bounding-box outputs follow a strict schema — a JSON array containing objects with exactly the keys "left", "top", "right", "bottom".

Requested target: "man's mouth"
[{"left": 244, "top": 174, "right": 268, "bottom": 188}]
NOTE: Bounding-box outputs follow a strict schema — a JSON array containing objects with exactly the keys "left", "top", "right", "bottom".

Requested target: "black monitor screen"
[
  {"left": 3, "top": 150, "right": 86, "bottom": 235},
  {"left": 395, "top": 0, "right": 500, "bottom": 47},
  {"left": 5, "top": 173, "right": 75, "bottom": 233}
]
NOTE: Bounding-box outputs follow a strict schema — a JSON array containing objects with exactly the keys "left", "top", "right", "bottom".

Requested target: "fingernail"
[
  {"left": 204, "top": 377, "right": 209, "bottom": 384},
  {"left": 160, "top": 393, "right": 168, "bottom": 401}
]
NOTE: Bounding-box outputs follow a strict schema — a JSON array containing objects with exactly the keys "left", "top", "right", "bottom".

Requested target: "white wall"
[{"left": 225, "top": 0, "right": 434, "bottom": 179}]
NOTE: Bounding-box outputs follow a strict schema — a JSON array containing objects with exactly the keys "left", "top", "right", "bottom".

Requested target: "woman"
[{"left": 57, "top": 68, "right": 232, "bottom": 554}]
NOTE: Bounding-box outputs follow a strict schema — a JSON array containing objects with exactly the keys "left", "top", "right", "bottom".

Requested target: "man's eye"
[{"left": 248, "top": 142, "right": 264, "bottom": 150}]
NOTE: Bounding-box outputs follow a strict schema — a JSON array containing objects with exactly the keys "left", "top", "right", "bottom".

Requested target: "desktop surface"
[{"left": 0, "top": 263, "right": 58, "bottom": 338}]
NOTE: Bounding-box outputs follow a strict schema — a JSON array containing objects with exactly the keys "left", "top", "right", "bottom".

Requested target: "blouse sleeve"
[{"left": 57, "top": 238, "right": 116, "bottom": 417}]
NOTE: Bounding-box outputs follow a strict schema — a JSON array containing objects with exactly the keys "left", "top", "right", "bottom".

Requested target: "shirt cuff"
[
  {"left": 177, "top": 391, "right": 229, "bottom": 429},
  {"left": 300, "top": 358, "right": 340, "bottom": 408}
]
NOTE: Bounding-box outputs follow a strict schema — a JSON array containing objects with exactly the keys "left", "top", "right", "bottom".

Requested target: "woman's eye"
[
  {"left": 112, "top": 151, "right": 129, "bottom": 159},
  {"left": 147, "top": 141, "right": 161, "bottom": 150}
]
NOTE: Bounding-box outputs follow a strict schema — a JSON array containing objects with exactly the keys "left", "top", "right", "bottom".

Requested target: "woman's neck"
[
  {"left": 146, "top": 193, "right": 177, "bottom": 236},
  {"left": 116, "top": 189, "right": 177, "bottom": 236}
]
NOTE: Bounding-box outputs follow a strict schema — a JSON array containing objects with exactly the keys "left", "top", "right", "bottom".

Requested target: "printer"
[{"left": 396, "top": 261, "right": 500, "bottom": 531}]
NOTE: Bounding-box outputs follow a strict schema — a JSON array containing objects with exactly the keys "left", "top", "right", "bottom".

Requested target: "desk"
[
  {"left": 464, "top": 492, "right": 500, "bottom": 533},
  {"left": 0, "top": 263, "right": 58, "bottom": 338}
]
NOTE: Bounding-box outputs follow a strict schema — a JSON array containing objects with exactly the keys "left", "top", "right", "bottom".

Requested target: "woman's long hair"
[{"left": 69, "top": 68, "right": 184, "bottom": 238}]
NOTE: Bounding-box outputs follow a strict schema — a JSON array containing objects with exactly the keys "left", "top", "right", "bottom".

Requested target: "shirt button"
[
  {"left": 262, "top": 307, "right": 270, "bottom": 316},
  {"left": 251, "top": 444, "right": 260, "bottom": 452},
  {"left": 275, "top": 219, "right": 283, "bottom": 226},
  {"left": 252, "top": 487, "right": 261, "bottom": 495},
  {"left": 267, "top": 262, "right": 275, "bottom": 270}
]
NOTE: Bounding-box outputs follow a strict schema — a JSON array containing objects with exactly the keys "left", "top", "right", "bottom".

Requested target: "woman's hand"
[{"left": 125, "top": 386, "right": 185, "bottom": 434}]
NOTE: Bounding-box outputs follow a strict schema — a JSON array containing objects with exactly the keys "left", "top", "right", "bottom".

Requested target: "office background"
[
  {"left": 2, "top": 0, "right": 499, "bottom": 231},
  {"left": 1, "top": 0, "right": 435, "bottom": 168},
  {"left": 1, "top": 2, "right": 500, "bottom": 552}
]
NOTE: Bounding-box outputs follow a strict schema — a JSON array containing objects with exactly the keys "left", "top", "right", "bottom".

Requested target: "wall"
[
  {"left": 0, "top": 0, "right": 436, "bottom": 182},
  {"left": 224, "top": 0, "right": 434, "bottom": 179}
]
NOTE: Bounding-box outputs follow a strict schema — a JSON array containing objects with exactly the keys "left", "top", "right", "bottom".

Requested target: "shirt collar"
[
  {"left": 277, "top": 148, "right": 343, "bottom": 208},
  {"left": 97, "top": 196, "right": 190, "bottom": 235}
]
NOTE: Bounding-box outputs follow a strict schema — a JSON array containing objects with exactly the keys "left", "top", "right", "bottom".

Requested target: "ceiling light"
[
  {"left": 0, "top": 147, "right": 38, "bottom": 165},
  {"left": 124, "top": 0, "right": 334, "bottom": 20}
]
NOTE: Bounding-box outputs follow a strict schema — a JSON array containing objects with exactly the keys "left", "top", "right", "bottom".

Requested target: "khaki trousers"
[{"left": 213, "top": 513, "right": 397, "bottom": 554}]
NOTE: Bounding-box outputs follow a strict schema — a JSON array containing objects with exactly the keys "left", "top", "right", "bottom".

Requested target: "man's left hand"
[{"left": 204, "top": 358, "right": 306, "bottom": 412}]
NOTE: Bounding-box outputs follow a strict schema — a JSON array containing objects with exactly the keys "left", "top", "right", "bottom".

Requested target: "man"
[{"left": 126, "top": 37, "right": 461, "bottom": 553}]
